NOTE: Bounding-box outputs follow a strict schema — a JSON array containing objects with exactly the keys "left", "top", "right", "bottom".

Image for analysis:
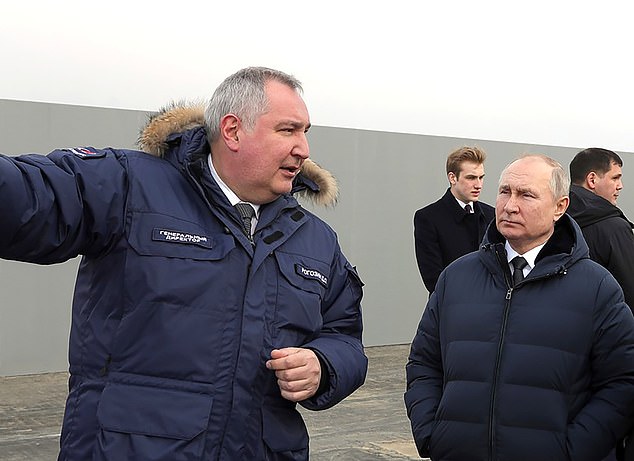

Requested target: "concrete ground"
[{"left": 0, "top": 344, "right": 425, "bottom": 460}]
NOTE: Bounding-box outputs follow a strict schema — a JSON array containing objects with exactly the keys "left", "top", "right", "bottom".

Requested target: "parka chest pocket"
[
  {"left": 273, "top": 252, "right": 330, "bottom": 335},
  {"left": 127, "top": 211, "right": 234, "bottom": 260}
]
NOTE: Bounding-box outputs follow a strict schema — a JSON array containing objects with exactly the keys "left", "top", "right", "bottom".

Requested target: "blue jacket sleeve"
[
  {"left": 300, "top": 248, "right": 367, "bottom": 410},
  {"left": 0, "top": 149, "right": 128, "bottom": 264},
  {"left": 404, "top": 287, "right": 443, "bottom": 458},
  {"left": 567, "top": 274, "right": 634, "bottom": 460}
]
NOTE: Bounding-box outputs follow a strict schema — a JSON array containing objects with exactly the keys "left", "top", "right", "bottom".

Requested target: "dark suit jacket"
[{"left": 414, "top": 188, "right": 495, "bottom": 293}]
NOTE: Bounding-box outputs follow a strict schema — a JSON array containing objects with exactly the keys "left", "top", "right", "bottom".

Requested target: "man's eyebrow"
[
  {"left": 276, "top": 120, "right": 310, "bottom": 130},
  {"left": 516, "top": 186, "right": 537, "bottom": 195}
]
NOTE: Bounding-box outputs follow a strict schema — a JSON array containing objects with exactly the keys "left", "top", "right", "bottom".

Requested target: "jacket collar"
[
  {"left": 481, "top": 214, "right": 589, "bottom": 277},
  {"left": 568, "top": 184, "right": 632, "bottom": 228},
  {"left": 184, "top": 150, "right": 305, "bottom": 257}
]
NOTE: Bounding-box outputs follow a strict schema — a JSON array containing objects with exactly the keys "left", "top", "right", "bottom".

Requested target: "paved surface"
[{"left": 0, "top": 344, "right": 425, "bottom": 460}]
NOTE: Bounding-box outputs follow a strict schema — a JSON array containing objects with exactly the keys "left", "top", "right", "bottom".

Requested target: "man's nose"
[
  {"left": 504, "top": 195, "right": 519, "bottom": 212},
  {"left": 293, "top": 133, "right": 310, "bottom": 159}
]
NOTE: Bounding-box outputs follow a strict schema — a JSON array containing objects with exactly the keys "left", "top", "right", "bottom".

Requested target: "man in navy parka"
[
  {"left": 405, "top": 155, "right": 634, "bottom": 461},
  {"left": 0, "top": 67, "right": 368, "bottom": 460}
]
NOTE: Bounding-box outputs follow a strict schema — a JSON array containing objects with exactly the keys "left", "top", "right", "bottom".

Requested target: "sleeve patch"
[{"left": 62, "top": 147, "right": 106, "bottom": 159}]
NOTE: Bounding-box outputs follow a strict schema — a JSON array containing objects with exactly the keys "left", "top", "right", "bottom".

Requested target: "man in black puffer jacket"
[{"left": 405, "top": 154, "right": 634, "bottom": 461}]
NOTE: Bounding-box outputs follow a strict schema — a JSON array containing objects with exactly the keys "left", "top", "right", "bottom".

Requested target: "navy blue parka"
[
  {"left": 405, "top": 214, "right": 634, "bottom": 461},
  {"left": 0, "top": 105, "right": 367, "bottom": 461}
]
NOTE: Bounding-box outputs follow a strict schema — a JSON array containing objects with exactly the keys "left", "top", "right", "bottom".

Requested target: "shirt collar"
[
  {"left": 455, "top": 197, "right": 474, "bottom": 212},
  {"left": 504, "top": 241, "right": 545, "bottom": 272},
  {"left": 208, "top": 154, "right": 260, "bottom": 216}
]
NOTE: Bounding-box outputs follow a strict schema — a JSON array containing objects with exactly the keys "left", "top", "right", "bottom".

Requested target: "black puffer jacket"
[{"left": 405, "top": 215, "right": 634, "bottom": 461}]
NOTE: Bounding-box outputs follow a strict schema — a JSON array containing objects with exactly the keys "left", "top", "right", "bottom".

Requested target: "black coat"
[
  {"left": 568, "top": 184, "right": 634, "bottom": 308},
  {"left": 414, "top": 188, "right": 495, "bottom": 293}
]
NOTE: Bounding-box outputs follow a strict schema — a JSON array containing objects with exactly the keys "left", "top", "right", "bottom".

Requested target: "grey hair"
[
  {"left": 204, "top": 67, "right": 303, "bottom": 143},
  {"left": 500, "top": 154, "right": 570, "bottom": 200}
]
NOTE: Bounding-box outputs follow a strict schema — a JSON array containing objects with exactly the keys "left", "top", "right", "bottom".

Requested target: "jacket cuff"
[{"left": 310, "top": 348, "right": 331, "bottom": 396}]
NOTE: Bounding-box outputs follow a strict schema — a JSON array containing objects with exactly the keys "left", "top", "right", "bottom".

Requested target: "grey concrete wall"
[{"left": 2, "top": 99, "right": 633, "bottom": 375}]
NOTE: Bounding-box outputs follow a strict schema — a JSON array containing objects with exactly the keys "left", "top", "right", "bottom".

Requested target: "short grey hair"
[
  {"left": 500, "top": 154, "right": 570, "bottom": 200},
  {"left": 204, "top": 67, "right": 303, "bottom": 143}
]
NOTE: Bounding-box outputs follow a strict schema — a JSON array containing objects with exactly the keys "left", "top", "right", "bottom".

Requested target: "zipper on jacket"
[
  {"left": 99, "top": 355, "right": 112, "bottom": 377},
  {"left": 488, "top": 290, "right": 513, "bottom": 461},
  {"left": 487, "top": 246, "right": 515, "bottom": 460},
  {"left": 486, "top": 244, "right": 569, "bottom": 460}
]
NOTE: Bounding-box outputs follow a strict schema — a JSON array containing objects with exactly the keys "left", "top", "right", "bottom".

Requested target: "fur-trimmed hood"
[{"left": 137, "top": 102, "right": 338, "bottom": 207}]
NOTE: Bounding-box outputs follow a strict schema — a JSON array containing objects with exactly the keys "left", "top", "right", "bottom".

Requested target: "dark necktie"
[
  {"left": 464, "top": 204, "right": 472, "bottom": 214},
  {"left": 511, "top": 256, "right": 528, "bottom": 286},
  {"left": 234, "top": 203, "right": 255, "bottom": 240}
]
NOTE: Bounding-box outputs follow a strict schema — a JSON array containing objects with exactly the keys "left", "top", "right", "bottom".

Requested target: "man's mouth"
[
  {"left": 499, "top": 217, "right": 518, "bottom": 225},
  {"left": 280, "top": 165, "right": 301, "bottom": 176}
]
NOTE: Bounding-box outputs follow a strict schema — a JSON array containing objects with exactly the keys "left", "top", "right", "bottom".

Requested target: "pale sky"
[{"left": 2, "top": 0, "right": 632, "bottom": 151}]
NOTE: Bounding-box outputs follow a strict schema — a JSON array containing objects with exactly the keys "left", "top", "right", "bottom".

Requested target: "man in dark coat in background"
[
  {"left": 414, "top": 146, "right": 495, "bottom": 293},
  {"left": 568, "top": 147, "right": 634, "bottom": 461},
  {"left": 568, "top": 147, "right": 634, "bottom": 308}
]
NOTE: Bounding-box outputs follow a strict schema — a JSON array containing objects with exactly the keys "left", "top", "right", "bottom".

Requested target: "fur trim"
[
  {"left": 295, "top": 159, "right": 338, "bottom": 207},
  {"left": 138, "top": 101, "right": 206, "bottom": 158},
  {"left": 138, "top": 102, "right": 338, "bottom": 206}
]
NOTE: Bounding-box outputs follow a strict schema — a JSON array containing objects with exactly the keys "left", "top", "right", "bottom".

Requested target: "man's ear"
[
  {"left": 220, "top": 114, "right": 241, "bottom": 152},
  {"left": 553, "top": 196, "right": 569, "bottom": 221},
  {"left": 585, "top": 172, "right": 598, "bottom": 191},
  {"left": 448, "top": 172, "right": 457, "bottom": 186}
]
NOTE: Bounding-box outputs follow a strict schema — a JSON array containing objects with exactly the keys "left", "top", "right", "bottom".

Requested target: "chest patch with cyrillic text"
[
  {"left": 152, "top": 228, "right": 213, "bottom": 248},
  {"left": 295, "top": 264, "right": 328, "bottom": 287}
]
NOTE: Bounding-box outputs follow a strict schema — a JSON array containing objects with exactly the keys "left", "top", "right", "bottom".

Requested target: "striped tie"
[{"left": 234, "top": 202, "right": 255, "bottom": 240}]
